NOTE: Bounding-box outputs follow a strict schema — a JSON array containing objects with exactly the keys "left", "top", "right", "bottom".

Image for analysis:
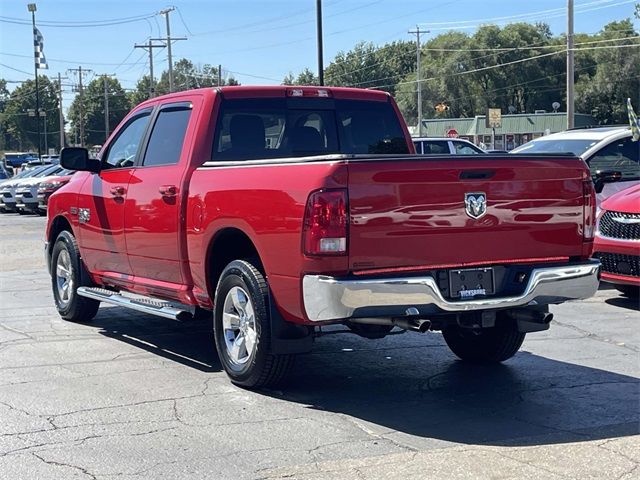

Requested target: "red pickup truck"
[{"left": 47, "top": 86, "right": 600, "bottom": 388}]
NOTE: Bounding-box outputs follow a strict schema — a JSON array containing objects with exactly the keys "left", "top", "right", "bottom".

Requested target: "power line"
[
  {"left": 0, "top": 12, "right": 158, "bottom": 28},
  {"left": 418, "top": 0, "right": 637, "bottom": 31}
]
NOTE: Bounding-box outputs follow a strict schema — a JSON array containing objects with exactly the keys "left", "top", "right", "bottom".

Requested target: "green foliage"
[
  {"left": 1, "top": 76, "right": 60, "bottom": 152},
  {"left": 324, "top": 41, "right": 415, "bottom": 95},
  {"left": 68, "top": 76, "right": 129, "bottom": 147},
  {"left": 283, "top": 68, "right": 319, "bottom": 85},
  {"left": 128, "top": 59, "right": 239, "bottom": 107},
  {"left": 575, "top": 20, "right": 640, "bottom": 124},
  {"left": 288, "top": 18, "right": 638, "bottom": 126}
]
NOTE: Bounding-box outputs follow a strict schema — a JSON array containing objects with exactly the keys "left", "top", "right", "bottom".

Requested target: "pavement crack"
[
  {"left": 31, "top": 452, "right": 97, "bottom": 479},
  {"left": 553, "top": 320, "right": 640, "bottom": 353}
]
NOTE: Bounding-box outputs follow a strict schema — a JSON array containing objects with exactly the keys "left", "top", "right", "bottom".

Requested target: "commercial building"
[{"left": 411, "top": 112, "right": 598, "bottom": 150}]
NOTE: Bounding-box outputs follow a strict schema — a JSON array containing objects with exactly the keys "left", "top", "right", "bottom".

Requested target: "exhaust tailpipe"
[{"left": 392, "top": 318, "right": 431, "bottom": 333}]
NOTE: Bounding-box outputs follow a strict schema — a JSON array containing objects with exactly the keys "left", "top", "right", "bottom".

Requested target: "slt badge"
[{"left": 465, "top": 192, "right": 487, "bottom": 219}]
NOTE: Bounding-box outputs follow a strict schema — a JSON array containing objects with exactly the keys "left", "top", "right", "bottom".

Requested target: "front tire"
[
  {"left": 442, "top": 321, "right": 525, "bottom": 363},
  {"left": 213, "top": 260, "right": 294, "bottom": 388},
  {"left": 51, "top": 231, "right": 100, "bottom": 322}
]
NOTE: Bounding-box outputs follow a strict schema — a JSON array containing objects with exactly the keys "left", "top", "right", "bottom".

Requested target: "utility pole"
[
  {"left": 40, "top": 110, "right": 47, "bottom": 154},
  {"left": 567, "top": 0, "right": 575, "bottom": 129},
  {"left": 316, "top": 0, "right": 324, "bottom": 85},
  {"left": 68, "top": 66, "right": 91, "bottom": 147},
  {"left": 57, "top": 72, "right": 64, "bottom": 150},
  {"left": 158, "top": 8, "right": 186, "bottom": 93},
  {"left": 28, "top": 3, "right": 41, "bottom": 160},
  {"left": 409, "top": 26, "right": 428, "bottom": 137},
  {"left": 135, "top": 40, "right": 166, "bottom": 98},
  {"left": 97, "top": 74, "right": 115, "bottom": 142},
  {"left": 218, "top": 64, "right": 222, "bottom": 86}
]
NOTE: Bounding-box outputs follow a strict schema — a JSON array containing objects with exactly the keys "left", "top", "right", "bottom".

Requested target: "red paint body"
[
  {"left": 46, "top": 86, "right": 595, "bottom": 325},
  {"left": 594, "top": 184, "right": 640, "bottom": 287}
]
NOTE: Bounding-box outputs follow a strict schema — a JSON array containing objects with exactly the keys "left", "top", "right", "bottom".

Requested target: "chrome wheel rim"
[
  {"left": 222, "top": 286, "right": 257, "bottom": 366},
  {"left": 55, "top": 249, "right": 73, "bottom": 308}
]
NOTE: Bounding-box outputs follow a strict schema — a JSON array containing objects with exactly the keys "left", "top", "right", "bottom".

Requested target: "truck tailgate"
[{"left": 348, "top": 156, "right": 588, "bottom": 272}]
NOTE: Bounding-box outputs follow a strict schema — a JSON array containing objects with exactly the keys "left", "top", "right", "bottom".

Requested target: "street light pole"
[{"left": 28, "top": 3, "right": 41, "bottom": 160}]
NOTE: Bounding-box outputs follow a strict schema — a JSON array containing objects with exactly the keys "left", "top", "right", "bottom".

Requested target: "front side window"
[
  {"left": 103, "top": 113, "right": 151, "bottom": 169},
  {"left": 143, "top": 107, "right": 192, "bottom": 167},
  {"left": 588, "top": 137, "right": 639, "bottom": 181}
]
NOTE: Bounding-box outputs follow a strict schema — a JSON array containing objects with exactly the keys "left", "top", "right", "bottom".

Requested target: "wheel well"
[
  {"left": 48, "top": 216, "right": 73, "bottom": 252},
  {"left": 207, "top": 228, "right": 264, "bottom": 297}
]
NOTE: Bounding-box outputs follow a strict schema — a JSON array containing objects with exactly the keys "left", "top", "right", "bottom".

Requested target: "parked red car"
[
  {"left": 594, "top": 184, "right": 640, "bottom": 298},
  {"left": 46, "top": 86, "right": 600, "bottom": 388}
]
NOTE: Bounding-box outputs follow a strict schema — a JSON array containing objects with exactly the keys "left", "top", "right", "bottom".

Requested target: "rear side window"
[
  {"left": 213, "top": 98, "right": 408, "bottom": 161},
  {"left": 588, "top": 137, "right": 640, "bottom": 181},
  {"left": 143, "top": 106, "right": 192, "bottom": 167},
  {"left": 454, "top": 141, "right": 483, "bottom": 155}
]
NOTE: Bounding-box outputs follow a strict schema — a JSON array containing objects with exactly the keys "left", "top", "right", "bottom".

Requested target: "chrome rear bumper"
[{"left": 303, "top": 260, "right": 600, "bottom": 322}]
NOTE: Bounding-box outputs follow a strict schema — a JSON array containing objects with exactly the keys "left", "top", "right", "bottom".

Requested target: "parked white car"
[
  {"left": 15, "top": 166, "right": 71, "bottom": 215},
  {"left": 511, "top": 126, "right": 639, "bottom": 203},
  {"left": 413, "top": 137, "right": 486, "bottom": 155},
  {"left": 0, "top": 164, "right": 62, "bottom": 213}
]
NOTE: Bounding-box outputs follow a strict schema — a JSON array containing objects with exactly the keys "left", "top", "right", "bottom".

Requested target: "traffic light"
[{"left": 435, "top": 103, "right": 450, "bottom": 113}]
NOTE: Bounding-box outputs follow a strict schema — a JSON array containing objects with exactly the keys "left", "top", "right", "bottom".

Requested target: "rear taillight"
[
  {"left": 583, "top": 179, "right": 596, "bottom": 241},
  {"left": 303, "top": 189, "right": 348, "bottom": 256}
]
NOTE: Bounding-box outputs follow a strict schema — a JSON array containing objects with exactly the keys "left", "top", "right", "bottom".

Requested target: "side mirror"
[
  {"left": 593, "top": 170, "right": 622, "bottom": 194},
  {"left": 60, "top": 147, "right": 101, "bottom": 173}
]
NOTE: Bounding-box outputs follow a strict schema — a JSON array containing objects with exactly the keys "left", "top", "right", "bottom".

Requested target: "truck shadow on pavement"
[
  {"left": 90, "top": 307, "right": 639, "bottom": 447},
  {"left": 275, "top": 333, "right": 640, "bottom": 447},
  {"left": 92, "top": 306, "right": 222, "bottom": 373}
]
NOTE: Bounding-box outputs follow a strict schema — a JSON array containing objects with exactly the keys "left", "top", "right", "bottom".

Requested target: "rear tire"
[
  {"left": 51, "top": 230, "right": 100, "bottom": 322},
  {"left": 213, "top": 260, "right": 294, "bottom": 388},
  {"left": 442, "top": 321, "right": 525, "bottom": 363},
  {"left": 616, "top": 285, "right": 640, "bottom": 299}
]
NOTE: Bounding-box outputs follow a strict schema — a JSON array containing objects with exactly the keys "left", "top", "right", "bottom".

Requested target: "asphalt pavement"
[{"left": 0, "top": 213, "right": 638, "bottom": 479}]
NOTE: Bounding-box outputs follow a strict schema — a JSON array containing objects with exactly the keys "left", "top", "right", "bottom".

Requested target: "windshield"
[
  {"left": 511, "top": 138, "right": 599, "bottom": 156},
  {"left": 35, "top": 165, "right": 62, "bottom": 177}
]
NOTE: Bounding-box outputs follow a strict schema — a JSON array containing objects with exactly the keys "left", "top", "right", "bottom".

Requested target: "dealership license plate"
[{"left": 449, "top": 267, "right": 495, "bottom": 299}]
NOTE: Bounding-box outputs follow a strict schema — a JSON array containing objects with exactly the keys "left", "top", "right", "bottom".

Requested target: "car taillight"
[
  {"left": 583, "top": 179, "right": 596, "bottom": 241},
  {"left": 303, "top": 189, "right": 348, "bottom": 256}
]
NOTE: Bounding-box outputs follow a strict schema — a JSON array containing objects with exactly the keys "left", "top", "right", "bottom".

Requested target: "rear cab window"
[{"left": 213, "top": 97, "right": 409, "bottom": 161}]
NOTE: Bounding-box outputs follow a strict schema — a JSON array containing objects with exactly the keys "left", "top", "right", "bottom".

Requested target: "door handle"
[
  {"left": 159, "top": 185, "right": 178, "bottom": 197},
  {"left": 110, "top": 186, "right": 126, "bottom": 196}
]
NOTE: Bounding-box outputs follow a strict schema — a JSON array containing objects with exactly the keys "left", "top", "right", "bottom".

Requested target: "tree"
[
  {"left": 2, "top": 76, "right": 60, "bottom": 152},
  {"left": 68, "top": 76, "right": 129, "bottom": 146},
  {"left": 324, "top": 40, "right": 415, "bottom": 95},
  {"left": 283, "top": 68, "right": 319, "bottom": 85},
  {"left": 575, "top": 20, "right": 640, "bottom": 124},
  {"left": 0, "top": 78, "right": 12, "bottom": 151},
  {"left": 129, "top": 59, "right": 239, "bottom": 107}
]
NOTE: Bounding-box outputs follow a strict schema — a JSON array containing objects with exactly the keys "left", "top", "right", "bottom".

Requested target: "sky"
[{"left": 1, "top": 0, "right": 638, "bottom": 109}]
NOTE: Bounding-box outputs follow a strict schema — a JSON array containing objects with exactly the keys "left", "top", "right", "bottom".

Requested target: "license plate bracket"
[{"left": 449, "top": 267, "right": 495, "bottom": 299}]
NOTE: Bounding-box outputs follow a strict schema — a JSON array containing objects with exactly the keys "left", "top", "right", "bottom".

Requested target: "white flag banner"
[{"left": 34, "top": 27, "right": 48, "bottom": 69}]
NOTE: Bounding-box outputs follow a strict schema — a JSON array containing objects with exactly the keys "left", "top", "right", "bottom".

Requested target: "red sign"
[{"left": 446, "top": 129, "right": 459, "bottom": 138}]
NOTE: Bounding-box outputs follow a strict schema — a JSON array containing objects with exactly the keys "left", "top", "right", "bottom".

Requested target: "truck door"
[
  {"left": 124, "top": 102, "right": 194, "bottom": 286},
  {"left": 77, "top": 110, "right": 152, "bottom": 277}
]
